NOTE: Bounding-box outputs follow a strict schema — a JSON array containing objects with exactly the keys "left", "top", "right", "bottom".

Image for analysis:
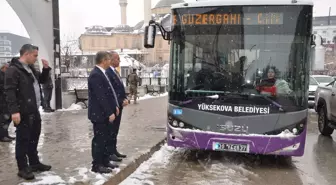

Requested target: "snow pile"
[
  {"left": 308, "top": 108, "right": 316, "bottom": 113},
  {"left": 18, "top": 172, "right": 65, "bottom": 185},
  {"left": 66, "top": 166, "right": 120, "bottom": 185},
  {"left": 57, "top": 103, "right": 84, "bottom": 111},
  {"left": 277, "top": 129, "right": 296, "bottom": 138},
  {"left": 137, "top": 92, "right": 168, "bottom": 101},
  {"left": 119, "top": 144, "right": 181, "bottom": 185}
]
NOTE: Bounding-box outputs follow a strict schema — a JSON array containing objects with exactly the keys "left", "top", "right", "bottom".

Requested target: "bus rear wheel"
[{"left": 318, "top": 105, "right": 334, "bottom": 136}]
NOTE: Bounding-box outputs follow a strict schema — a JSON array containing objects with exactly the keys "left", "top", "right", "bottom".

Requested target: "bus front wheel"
[{"left": 318, "top": 105, "right": 334, "bottom": 136}]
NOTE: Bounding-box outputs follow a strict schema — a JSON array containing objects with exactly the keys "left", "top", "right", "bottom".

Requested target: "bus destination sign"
[{"left": 173, "top": 13, "right": 284, "bottom": 25}]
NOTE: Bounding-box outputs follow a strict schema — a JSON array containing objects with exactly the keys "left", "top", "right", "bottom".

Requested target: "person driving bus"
[{"left": 257, "top": 66, "right": 292, "bottom": 96}]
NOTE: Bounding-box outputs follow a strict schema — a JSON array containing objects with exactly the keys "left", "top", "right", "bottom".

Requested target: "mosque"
[{"left": 78, "top": 0, "right": 183, "bottom": 66}]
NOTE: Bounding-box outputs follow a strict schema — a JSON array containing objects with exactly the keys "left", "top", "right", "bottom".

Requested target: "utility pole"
[{"left": 52, "top": 0, "right": 62, "bottom": 109}]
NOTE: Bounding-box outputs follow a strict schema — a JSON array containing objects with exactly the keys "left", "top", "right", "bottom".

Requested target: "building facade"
[
  {"left": 313, "top": 16, "right": 336, "bottom": 44},
  {"left": 0, "top": 32, "right": 32, "bottom": 56},
  {"left": 78, "top": 0, "right": 182, "bottom": 66}
]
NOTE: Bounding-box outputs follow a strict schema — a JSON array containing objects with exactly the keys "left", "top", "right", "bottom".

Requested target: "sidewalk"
[{"left": 0, "top": 96, "right": 167, "bottom": 185}]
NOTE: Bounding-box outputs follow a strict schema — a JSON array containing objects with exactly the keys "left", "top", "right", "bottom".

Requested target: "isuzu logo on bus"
[{"left": 217, "top": 121, "right": 248, "bottom": 133}]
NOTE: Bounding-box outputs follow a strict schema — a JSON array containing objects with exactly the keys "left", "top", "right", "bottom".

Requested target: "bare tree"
[{"left": 61, "top": 33, "right": 79, "bottom": 72}]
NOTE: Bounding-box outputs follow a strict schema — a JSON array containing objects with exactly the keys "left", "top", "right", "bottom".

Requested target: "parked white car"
[{"left": 309, "top": 75, "right": 335, "bottom": 108}]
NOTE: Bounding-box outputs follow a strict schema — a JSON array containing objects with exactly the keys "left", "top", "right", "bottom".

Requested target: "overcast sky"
[{"left": 0, "top": 0, "right": 335, "bottom": 39}]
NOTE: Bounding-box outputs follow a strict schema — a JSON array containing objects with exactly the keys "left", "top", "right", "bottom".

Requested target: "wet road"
[{"left": 121, "top": 110, "right": 336, "bottom": 185}]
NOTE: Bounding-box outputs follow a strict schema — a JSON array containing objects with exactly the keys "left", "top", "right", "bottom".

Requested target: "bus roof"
[{"left": 171, "top": 0, "right": 314, "bottom": 9}]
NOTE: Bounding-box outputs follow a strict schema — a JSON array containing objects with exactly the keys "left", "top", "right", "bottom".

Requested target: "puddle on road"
[{"left": 120, "top": 144, "right": 301, "bottom": 185}]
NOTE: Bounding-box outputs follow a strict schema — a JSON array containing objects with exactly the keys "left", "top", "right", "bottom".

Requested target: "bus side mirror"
[
  {"left": 144, "top": 25, "right": 156, "bottom": 48},
  {"left": 311, "top": 34, "right": 325, "bottom": 70}
]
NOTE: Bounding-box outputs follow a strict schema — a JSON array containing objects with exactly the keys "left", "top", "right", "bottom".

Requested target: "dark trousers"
[
  {"left": 15, "top": 111, "right": 41, "bottom": 170},
  {"left": 0, "top": 113, "right": 11, "bottom": 138},
  {"left": 92, "top": 122, "right": 110, "bottom": 166},
  {"left": 43, "top": 88, "right": 53, "bottom": 109},
  {"left": 108, "top": 109, "right": 122, "bottom": 155}
]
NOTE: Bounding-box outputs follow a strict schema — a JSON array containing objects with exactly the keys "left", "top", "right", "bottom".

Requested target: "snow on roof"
[
  {"left": 118, "top": 54, "right": 146, "bottom": 68},
  {"left": 172, "top": 0, "right": 313, "bottom": 9}
]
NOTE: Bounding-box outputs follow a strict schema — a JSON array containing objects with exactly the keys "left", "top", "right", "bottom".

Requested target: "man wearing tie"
[
  {"left": 88, "top": 51, "right": 120, "bottom": 173},
  {"left": 106, "top": 51, "right": 128, "bottom": 162}
]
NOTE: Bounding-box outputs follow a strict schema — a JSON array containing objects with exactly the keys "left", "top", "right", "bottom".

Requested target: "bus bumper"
[{"left": 167, "top": 125, "right": 306, "bottom": 156}]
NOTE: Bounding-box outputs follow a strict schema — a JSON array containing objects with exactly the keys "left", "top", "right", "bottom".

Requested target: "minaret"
[
  {"left": 119, "top": 0, "right": 127, "bottom": 25},
  {"left": 143, "top": 0, "right": 151, "bottom": 26}
]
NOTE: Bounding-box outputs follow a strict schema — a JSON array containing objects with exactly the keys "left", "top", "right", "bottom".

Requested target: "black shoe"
[
  {"left": 115, "top": 151, "right": 127, "bottom": 158},
  {"left": 30, "top": 163, "right": 52, "bottom": 172},
  {"left": 48, "top": 108, "right": 55, "bottom": 112},
  {"left": 0, "top": 137, "right": 12, "bottom": 142},
  {"left": 91, "top": 165, "right": 112, "bottom": 173},
  {"left": 18, "top": 168, "right": 35, "bottom": 180},
  {"left": 104, "top": 162, "right": 119, "bottom": 169},
  {"left": 109, "top": 154, "right": 122, "bottom": 162}
]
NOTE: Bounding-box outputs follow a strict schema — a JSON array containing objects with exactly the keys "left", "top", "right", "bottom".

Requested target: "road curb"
[{"left": 104, "top": 138, "right": 166, "bottom": 185}]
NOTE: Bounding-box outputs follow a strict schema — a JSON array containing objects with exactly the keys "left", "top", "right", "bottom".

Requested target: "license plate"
[{"left": 213, "top": 142, "right": 249, "bottom": 153}]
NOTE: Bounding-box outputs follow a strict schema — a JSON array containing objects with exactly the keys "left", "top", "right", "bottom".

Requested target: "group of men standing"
[
  {"left": 88, "top": 50, "right": 139, "bottom": 173},
  {"left": 0, "top": 44, "right": 140, "bottom": 180}
]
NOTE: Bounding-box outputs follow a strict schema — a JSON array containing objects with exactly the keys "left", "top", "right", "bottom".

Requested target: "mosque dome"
[
  {"left": 112, "top": 24, "right": 134, "bottom": 33},
  {"left": 85, "top": 25, "right": 109, "bottom": 34},
  {"left": 154, "top": 0, "right": 184, "bottom": 8}
]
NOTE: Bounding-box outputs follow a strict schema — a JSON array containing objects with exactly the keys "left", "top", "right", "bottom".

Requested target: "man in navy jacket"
[
  {"left": 105, "top": 51, "right": 128, "bottom": 162},
  {"left": 88, "top": 51, "right": 120, "bottom": 173}
]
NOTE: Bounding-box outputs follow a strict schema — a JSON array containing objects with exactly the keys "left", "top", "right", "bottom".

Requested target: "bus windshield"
[{"left": 169, "top": 5, "right": 312, "bottom": 111}]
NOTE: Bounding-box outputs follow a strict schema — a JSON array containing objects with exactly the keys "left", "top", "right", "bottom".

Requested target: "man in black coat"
[
  {"left": 4, "top": 44, "right": 52, "bottom": 180},
  {"left": 42, "top": 72, "right": 55, "bottom": 112},
  {"left": 88, "top": 51, "right": 120, "bottom": 173},
  {"left": 0, "top": 61, "right": 15, "bottom": 142}
]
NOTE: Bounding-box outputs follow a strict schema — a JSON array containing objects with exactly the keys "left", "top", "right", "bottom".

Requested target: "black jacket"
[
  {"left": 0, "top": 71, "right": 8, "bottom": 114},
  {"left": 4, "top": 58, "right": 51, "bottom": 116},
  {"left": 42, "top": 73, "right": 53, "bottom": 89}
]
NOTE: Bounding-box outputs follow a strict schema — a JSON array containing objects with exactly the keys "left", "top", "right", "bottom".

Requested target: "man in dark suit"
[
  {"left": 106, "top": 51, "right": 128, "bottom": 162},
  {"left": 88, "top": 51, "right": 120, "bottom": 173}
]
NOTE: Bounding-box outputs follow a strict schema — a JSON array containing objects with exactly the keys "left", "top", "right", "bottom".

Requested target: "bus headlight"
[
  {"left": 292, "top": 128, "right": 298, "bottom": 134},
  {"left": 173, "top": 120, "right": 178, "bottom": 126},
  {"left": 179, "top": 122, "right": 185, "bottom": 128}
]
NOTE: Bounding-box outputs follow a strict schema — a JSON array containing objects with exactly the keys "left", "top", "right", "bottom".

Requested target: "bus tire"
[{"left": 318, "top": 105, "right": 334, "bottom": 136}]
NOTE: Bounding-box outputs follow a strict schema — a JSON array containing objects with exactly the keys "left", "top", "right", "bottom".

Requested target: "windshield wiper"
[{"left": 257, "top": 95, "right": 286, "bottom": 112}]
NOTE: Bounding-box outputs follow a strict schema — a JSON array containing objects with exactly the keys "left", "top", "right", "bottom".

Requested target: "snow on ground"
[
  {"left": 18, "top": 172, "right": 65, "bottom": 185},
  {"left": 308, "top": 108, "right": 316, "bottom": 113},
  {"left": 136, "top": 92, "right": 168, "bottom": 101},
  {"left": 17, "top": 167, "right": 120, "bottom": 185},
  {"left": 57, "top": 103, "right": 83, "bottom": 111},
  {"left": 119, "top": 144, "right": 181, "bottom": 185},
  {"left": 119, "top": 144, "right": 255, "bottom": 185}
]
